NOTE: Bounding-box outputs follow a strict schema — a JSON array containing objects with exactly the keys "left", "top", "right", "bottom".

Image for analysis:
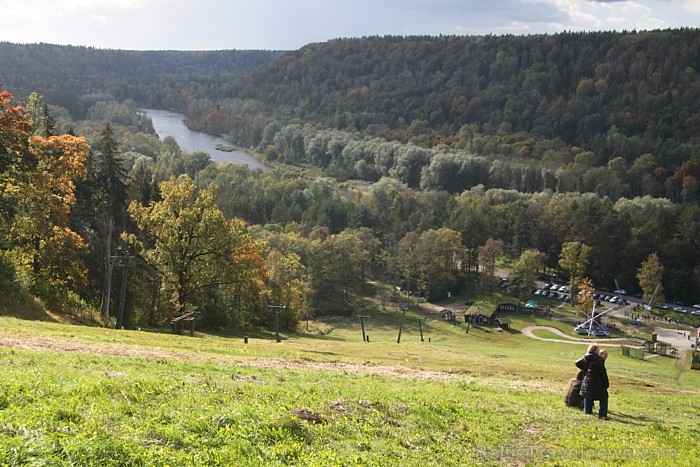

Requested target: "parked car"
[
  {"left": 692, "top": 304, "right": 700, "bottom": 309},
  {"left": 614, "top": 289, "right": 627, "bottom": 295},
  {"left": 691, "top": 310, "right": 700, "bottom": 316},
  {"left": 673, "top": 307, "right": 688, "bottom": 314}
]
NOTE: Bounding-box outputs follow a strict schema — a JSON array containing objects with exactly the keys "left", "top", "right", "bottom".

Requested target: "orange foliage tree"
[{"left": 1, "top": 90, "right": 90, "bottom": 301}]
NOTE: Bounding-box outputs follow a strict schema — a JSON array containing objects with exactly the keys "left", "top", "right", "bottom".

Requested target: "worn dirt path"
[
  {"left": 0, "top": 328, "right": 570, "bottom": 394},
  {"left": 520, "top": 325, "right": 634, "bottom": 347}
]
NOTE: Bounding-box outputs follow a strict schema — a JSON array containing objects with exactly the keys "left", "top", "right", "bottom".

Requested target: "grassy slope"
[{"left": 0, "top": 306, "right": 698, "bottom": 466}]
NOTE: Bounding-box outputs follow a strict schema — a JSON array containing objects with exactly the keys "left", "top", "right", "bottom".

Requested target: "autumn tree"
[
  {"left": 125, "top": 177, "right": 266, "bottom": 318},
  {"left": 576, "top": 277, "right": 595, "bottom": 318},
  {"left": 9, "top": 132, "right": 90, "bottom": 303},
  {"left": 478, "top": 238, "right": 504, "bottom": 294},
  {"left": 559, "top": 241, "right": 591, "bottom": 302},
  {"left": 637, "top": 252, "right": 664, "bottom": 308},
  {"left": 0, "top": 91, "right": 33, "bottom": 227}
]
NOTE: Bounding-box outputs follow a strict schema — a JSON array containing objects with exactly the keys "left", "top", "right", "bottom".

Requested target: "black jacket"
[
  {"left": 579, "top": 353, "right": 609, "bottom": 400},
  {"left": 575, "top": 352, "right": 597, "bottom": 372}
]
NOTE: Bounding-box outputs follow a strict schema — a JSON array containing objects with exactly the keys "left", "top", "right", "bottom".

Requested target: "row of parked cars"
[
  {"left": 534, "top": 288, "right": 570, "bottom": 301},
  {"left": 678, "top": 303, "right": 700, "bottom": 316},
  {"left": 592, "top": 293, "right": 625, "bottom": 305},
  {"left": 657, "top": 303, "right": 700, "bottom": 316},
  {"left": 535, "top": 283, "right": 571, "bottom": 301}
]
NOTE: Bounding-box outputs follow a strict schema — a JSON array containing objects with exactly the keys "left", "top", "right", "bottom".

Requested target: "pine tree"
[{"left": 92, "top": 124, "right": 129, "bottom": 323}]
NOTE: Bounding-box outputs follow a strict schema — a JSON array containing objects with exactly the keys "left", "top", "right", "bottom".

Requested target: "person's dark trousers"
[
  {"left": 597, "top": 397, "right": 608, "bottom": 418},
  {"left": 584, "top": 398, "right": 607, "bottom": 418}
]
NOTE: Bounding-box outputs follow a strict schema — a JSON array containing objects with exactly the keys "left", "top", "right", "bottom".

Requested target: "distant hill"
[
  {"left": 0, "top": 42, "right": 284, "bottom": 117},
  {"left": 224, "top": 30, "right": 700, "bottom": 155},
  {"left": 3, "top": 32, "right": 700, "bottom": 198}
]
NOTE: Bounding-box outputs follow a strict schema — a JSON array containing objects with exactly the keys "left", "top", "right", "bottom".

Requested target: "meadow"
[{"left": 0, "top": 305, "right": 698, "bottom": 466}]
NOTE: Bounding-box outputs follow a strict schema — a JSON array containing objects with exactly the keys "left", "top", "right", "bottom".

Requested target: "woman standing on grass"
[
  {"left": 576, "top": 343, "right": 599, "bottom": 371},
  {"left": 579, "top": 348, "right": 610, "bottom": 419}
]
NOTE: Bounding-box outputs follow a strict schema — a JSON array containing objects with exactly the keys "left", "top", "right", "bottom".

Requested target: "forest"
[
  {"left": 1, "top": 29, "right": 699, "bottom": 331},
  {"left": 0, "top": 42, "right": 283, "bottom": 117}
]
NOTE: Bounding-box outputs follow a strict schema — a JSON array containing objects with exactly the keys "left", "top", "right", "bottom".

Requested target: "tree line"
[
  {"left": 181, "top": 30, "right": 700, "bottom": 203},
  {"left": 5, "top": 90, "right": 698, "bottom": 333}
]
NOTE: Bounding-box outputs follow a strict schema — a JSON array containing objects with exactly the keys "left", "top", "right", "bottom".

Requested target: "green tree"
[
  {"left": 125, "top": 177, "right": 265, "bottom": 317},
  {"left": 265, "top": 248, "right": 309, "bottom": 328},
  {"left": 92, "top": 123, "right": 129, "bottom": 323},
  {"left": 184, "top": 151, "right": 212, "bottom": 178},
  {"left": 417, "top": 228, "right": 463, "bottom": 300},
  {"left": 395, "top": 231, "right": 425, "bottom": 304},
  {"left": 510, "top": 249, "right": 545, "bottom": 299},
  {"left": 25, "top": 92, "right": 56, "bottom": 138}
]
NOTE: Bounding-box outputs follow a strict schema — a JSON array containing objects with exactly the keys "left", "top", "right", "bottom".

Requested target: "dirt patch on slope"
[{"left": 0, "top": 331, "right": 559, "bottom": 394}]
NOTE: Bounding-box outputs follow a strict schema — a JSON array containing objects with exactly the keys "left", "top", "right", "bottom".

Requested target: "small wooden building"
[
  {"left": 643, "top": 340, "right": 671, "bottom": 355},
  {"left": 496, "top": 317, "right": 512, "bottom": 330},
  {"left": 465, "top": 313, "right": 490, "bottom": 325},
  {"left": 440, "top": 309, "right": 456, "bottom": 321}
]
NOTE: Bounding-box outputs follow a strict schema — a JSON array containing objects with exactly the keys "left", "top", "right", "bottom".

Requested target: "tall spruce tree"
[{"left": 92, "top": 124, "right": 129, "bottom": 323}]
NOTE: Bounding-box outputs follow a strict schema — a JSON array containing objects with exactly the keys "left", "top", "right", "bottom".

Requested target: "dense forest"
[
  {"left": 184, "top": 30, "right": 700, "bottom": 203},
  {"left": 0, "top": 42, "right": 283, "bottom": 117},
  {"left": 1, "top": 30, "right": 700, "bottom": 331}
]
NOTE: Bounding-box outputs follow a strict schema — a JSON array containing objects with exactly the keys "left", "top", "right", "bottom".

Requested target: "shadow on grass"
[{"left": 605, "top": 411, "right": 655, "bottom": 426}]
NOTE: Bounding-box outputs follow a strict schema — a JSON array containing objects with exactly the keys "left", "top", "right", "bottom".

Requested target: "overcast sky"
[{"left": 1, "top": 0, "right": 698, "bottom": 51}]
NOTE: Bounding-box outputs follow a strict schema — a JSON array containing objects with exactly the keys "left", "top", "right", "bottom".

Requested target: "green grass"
[{"left": 0, "top": 308, "right": 699, "bottom": 466}]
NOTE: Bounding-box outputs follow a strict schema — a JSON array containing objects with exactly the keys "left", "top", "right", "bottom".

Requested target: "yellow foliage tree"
[{"left": 8, "top": 116, "right": 89, "bottom": 295}]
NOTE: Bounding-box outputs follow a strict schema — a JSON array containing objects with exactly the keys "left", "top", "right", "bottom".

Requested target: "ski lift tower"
[{"left": 574, "top": 301, "right": 611, "bottom": 337}]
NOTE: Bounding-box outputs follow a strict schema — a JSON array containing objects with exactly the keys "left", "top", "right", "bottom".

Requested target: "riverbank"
[{"left": 139, "top": 108, "right": 268, "bottom": 169}]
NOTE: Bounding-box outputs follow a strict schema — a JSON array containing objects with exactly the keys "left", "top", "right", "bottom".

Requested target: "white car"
[
  {"left": 693, "top": 304, "right": 700, "bottom": 309},
  {"left": 614, "top": 289, "right": 627, "bottom": 295},
  {"left": 673, "top": 307, "right": 688, "bottom": 314},
  {"left": 691, "top": 310, "right": 700, "bottom": 316}
]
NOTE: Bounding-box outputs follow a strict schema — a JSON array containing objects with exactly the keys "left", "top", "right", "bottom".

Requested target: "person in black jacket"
[
  {"left": 579, "top": 348, "right": 610, "bottom": 419},
  {"left": 575, "top": 344, "right": 599, "bottom": 372}
]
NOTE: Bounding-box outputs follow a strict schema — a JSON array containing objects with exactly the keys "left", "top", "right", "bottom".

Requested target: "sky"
[{"left": 1, "top": 0, "right": 699, "bottom": 51}]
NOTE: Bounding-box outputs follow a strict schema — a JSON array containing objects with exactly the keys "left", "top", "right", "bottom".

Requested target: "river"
[{"left": 139, "top": 108, "right": 267, "bottom": 170}]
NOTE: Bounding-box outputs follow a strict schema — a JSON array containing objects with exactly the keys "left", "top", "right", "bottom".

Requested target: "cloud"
[{"left": 0, "top": 0, "right": 697, "bottom": 50}]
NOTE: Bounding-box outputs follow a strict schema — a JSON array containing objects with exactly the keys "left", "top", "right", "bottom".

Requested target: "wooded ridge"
[{"left": 2, "top": 31, "right": 700, "bottom": 327}]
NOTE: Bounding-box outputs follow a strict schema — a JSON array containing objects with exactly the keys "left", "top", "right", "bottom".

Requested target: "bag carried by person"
[{"left": 564, "top": 369, "right": 585, "bottom": 408}]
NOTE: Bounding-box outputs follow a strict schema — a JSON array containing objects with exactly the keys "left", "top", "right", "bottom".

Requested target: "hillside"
[
  {"left": 179, "top": 30, "right": 700, "bottom": 204},
  {"left": 1, "top": 309, "right": 698, "bottom": 465},
  {"left": 226, "top": 30, "right": 700, "bottom": 151},
  {"left": 0, "top": 42, "right": 284, "bottom": 117}
]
